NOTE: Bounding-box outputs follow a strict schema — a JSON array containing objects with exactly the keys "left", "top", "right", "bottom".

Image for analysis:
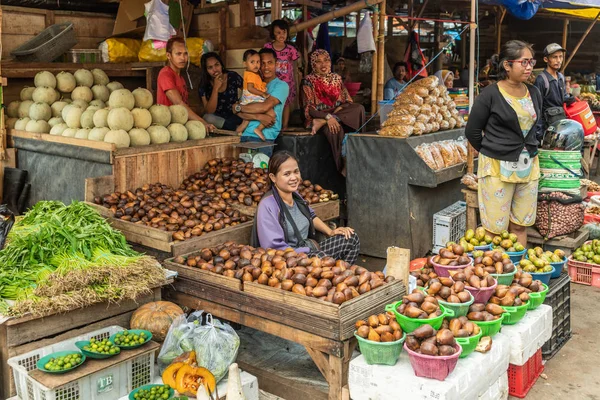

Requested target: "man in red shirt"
[{"left": 157, "top": 37, "right": 214, "bottom": 131}]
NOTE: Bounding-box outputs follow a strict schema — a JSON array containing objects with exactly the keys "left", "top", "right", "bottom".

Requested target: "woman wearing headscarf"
[
  {"left": 301, "top": 50, "right": 365, "bottom": 177},
  {"left": 435, "top": 69, "right": 455, "bottom": 89}
]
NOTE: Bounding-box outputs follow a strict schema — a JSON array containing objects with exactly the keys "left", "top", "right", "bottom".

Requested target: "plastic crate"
[
  {"left": 508, "top": 348, "right": 544, "bottom": 398},
  {"left": 63, "top": 49, "right": 102, "bottom": 63},
  {"left": 8, "top": 325, "right": 154, "bottom": 400},
  {"left": 567, "top": 255, "right": 595, "bottom": 285},
  {"left": 542, "top": 273, "right": 572, "bottom": 360},
  {"left": 11, "top": 22, "right": 77, "bottom": 62},
  {"left": 432, "top": 201, "right": 466, "bottom": 253}
]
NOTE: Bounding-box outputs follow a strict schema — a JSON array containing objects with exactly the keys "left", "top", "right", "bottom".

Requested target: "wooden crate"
[{"left": 0, "top": 287, "right": 162, "bottom": 399}]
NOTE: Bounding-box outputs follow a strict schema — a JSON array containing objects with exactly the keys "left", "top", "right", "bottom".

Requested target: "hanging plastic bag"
[
  {"left": 192, "top": 314, "right": 240, "bottom": 383},
  {"left": 99, "top": 38, "right": 142, "bottom": 63},
  {"left": 143, "top": 0, "right": 176, "bottom": 42},
  {"left": 357, "top": 12, "right": 376, "bottom": 53},
  {"left": 0, "top": 205, "right": 15, "bottom": 250},
  {"left": 157, "top": 310, "right": 205, "bottom": 373}
]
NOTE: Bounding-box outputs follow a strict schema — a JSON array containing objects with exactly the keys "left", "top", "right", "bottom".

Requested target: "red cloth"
[{"left": 157, "top": 66, "right": 188, "bottom": 106}]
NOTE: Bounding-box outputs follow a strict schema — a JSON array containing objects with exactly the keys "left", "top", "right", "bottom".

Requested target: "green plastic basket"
[
  {"left": 354, "top": 332, "right": 406, "bottom": 365},
  {"left": 490, "top": 269, "right": 518, "bottom": 286},
  {"left": 472, "top": 314, "right": 504, "bottom": 337},
  {"left": 527, "top": 283, "right": 549, "bottom": 310},
  {"left": 455, "top": 329, "right": 483, "bottom": 358},
  {"left": 437, "top": 293, "right": 474, "bottom": 318},
  {"left": 385, "top": 302, "right": 454, "bottom": 333},
  {"left": 501, "top": 302, "right": 529, "bottom": 325}
]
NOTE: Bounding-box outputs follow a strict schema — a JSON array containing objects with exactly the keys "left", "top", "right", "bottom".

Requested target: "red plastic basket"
[
  {"left": 404, "top": 342, "right": 462, "bottom": 381},
  {"left": 568, "top": 256, "right": 593, "bottom": 285},
  {"left": 429, "top": 256, "right": 473, "bottom": 278},
  {"left": 508, "top": 348, "right": 544, "bottom": 398}
]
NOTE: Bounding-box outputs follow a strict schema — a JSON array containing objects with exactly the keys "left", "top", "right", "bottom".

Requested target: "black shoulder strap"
[
  {"left": 540, "top": 72, "right": 550, "bottom": 97},
  {"left": 281, "top": 202, "right": 306, "bottom": 245}
]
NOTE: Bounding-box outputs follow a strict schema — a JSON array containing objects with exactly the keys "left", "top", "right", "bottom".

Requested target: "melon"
[
  {"left": 88, "top": 127, "right": 110, "bottom": 141},
  {"left": 131, "top": 108, "right": 152, "bottom": 129},
  {"left": 108, "top": 89, "right": 135, "bottom": 110},
  {"left": 56, "top": 71, "right": 77, "bottom": 93},
  {"left": 34, "top": 71, "right": 56, "bottom": 88},
  {"left": 91, "top": 68, "right": 110, "bottom": 86},
  {"left": 129, "top": 128, "right": 151, "bottom": 147},
  {"left": 147, "top": 125, "right": 170, "bottom": 144},
  {"left": 130, "top": 301, "right": 184, "bottom": 342},
  {"left": 86, "top": 105, "right": 100, "bottom": 113},
  {"left": 89, "top": 99, "right": 106, "bottom": 109},
  {"left": 6, "top": 118, "right": 18, "bottom": 130},
  {"left": 149, "top": 104, "right": 171, "bottom": 126},
  {"left": 32, "top": 87, "right": 59, "bottom": 104},
  {"left": 51, "top": 101, "right": 69, "bottom": 118},
  {"left": 107, "top": 81, "right": 124, "bottom": 93},
  {"left": 107, "top": 107, "right": 134, "bottom": 131},
  {"left": 72, "top": 86, "right": 94, "bottom": 103},
  {"left": 91, "top": 85, "right": 110, "bottom": 102},
  {"left": 61, "top": 104, "right": 76, "bottom": 121},
  {"left": 80, "top": 109, "right": 96, "bottom": 129},
  {"left": 64, "top": 106, "right": 84, "bottom": 129},
  {"left": 62, "top": 128, "right": 78, "bottom": 137},
  {"left": 15, "top": 118, "right": 31, "bottom": 131},
  {"left": 104, "top": 129, "right": 131, "bottom": 148},
  {"left": 18, "top": 101, "right": 34, "bottom": 118},
  {"left": 50, "top": 123, "right": 68, "bottom": 136},
  {"left": 48, "top": 117, "right": 64, "bottom": 128},
  {"left": 74, "top": 69, "right": 94, "bottom": 87},
  {"left": 29, "top": 102, "right": 52, "bottom": 121},
  {"left": 168, "top": 123, "right": 188, "bottom": 142},
  {"left": 93, "top": 108, "right": 110, "bottom": 128},
  {"left": 25, "top": 119, "right": 50, "bottom": 133},
  {"left": 75, "top": 128, "right": 91, "bottom": 139},
  {"left": 7, "top": 101, "right": 20, "bottom": 118},
  {"left": 132, "top": 88, "right": 153, "bottom": 109},
  {"left": 185, "top": 121, "right": 207, "bottom": 140},
  {"left": 169, "top": 105, "right": 189, "bottom": 124},
  {"left": 20, "top": 87, "right": 35, "bottom": 101},
  {"left": 71, "top": 99, "right": 89, "bottom": 110}
]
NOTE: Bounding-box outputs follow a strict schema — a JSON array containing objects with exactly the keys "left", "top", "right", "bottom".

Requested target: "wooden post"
[
  {"left": 271, "top": 0, "right": 282, "bottom": 20},
  {"left": 218, "top": 6, "right": 227, "bottom": 56},
  {"left": 562, "top": 18, "right": 569, "bottom": 51},
  {"left": 434, "top": 21, "right": 442, "bottom": 72},
  {"left": 563, "top": 12, "right": 600, "bottom": 72},
  {"left": 376, "top": 0, "right": 386, "bottom": 107},
  {"left": 496, "top": 7, "right": 507, "bottom": 54},
  {"left": 239, "top": 0, "right": 255, "bottom": 27},
  {"left": 371, "top": 11, "right": 379, "bottom": 114},
  {"left": 303, "top": 5, "right": 309, "bottom": 71},
  {"left": 408, "top": 0, "right": 414, "bottom": 31}
]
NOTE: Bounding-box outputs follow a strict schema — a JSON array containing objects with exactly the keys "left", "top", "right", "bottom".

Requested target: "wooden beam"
[
  {"left": 370, "top": 11, "right": 379, "bottom": 114},
  {"left": 240, "top": 0, "right": 255, "bottom": 27},
  {"left": 496, "top": 7, "right": 507, "bottom": 54},
  {"left": 290, "top": 0, "right": 384, "bottom": 34},
  {"left": 562, "top": 11, "right": 600, "bottom": 72},
  {"left": 376, "top": 0, "right": 386, "bottom": 107},
  {"left": 218, "top": 6, "right": 227, "bottom": 56},
  {"left": 562, "top": 18, "right": 569, "bottom": 51},
  {"left": 290, "top": 0, "right": 322, "bottom": 8},
  {"left": 272, "top": 0, "right": 282, "bottom": 20}
]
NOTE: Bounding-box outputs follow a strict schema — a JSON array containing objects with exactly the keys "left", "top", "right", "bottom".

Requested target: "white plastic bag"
[
  {"left": 357, "top": 12, "right": 376, "bottom": 53},
  {"left": 157, "top": 310, "right": 204, "bottom": 372},
  {"left": 193, "top": 314, "right": 240, "bottom": 383},
  {"left": 143, "top": 0, "right": 176, "bottom": 42}
]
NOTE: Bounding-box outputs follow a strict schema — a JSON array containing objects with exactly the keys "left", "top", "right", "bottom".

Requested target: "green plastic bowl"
[
  {"left": 36, "top": 351, "right": 86, "bottom": 374},
  {"left": 501, "top": 302, "right": 529, "bottom": 325},
  {"left": 75, "top": 340, "right": 120, "bottom": 359},
  {"left": 472, "top": 314, "right": 504, "bottom": 337},
  {"left": 109, "top": 329, "right": 152, "bottom": 350},
  {"left": 128, "top": 384, "right": 175, "bottom": 400},
  {"left": 385, "top": 302, "right": 454, "bottom": 333},
  {"left": 354, "top": 332, "right": 406, "bottom": 365},
  {"left": 455, "top": 329, "right": 483, "bottom": 358},
  {"left": 527, "top": 283, "right": 549, "bottom": 310},
  {"left": 437, "top": 293, "right": 474, "bottom": 318},
  {"left": 490, "top": 269, "right": 517, "bottom": 286}
]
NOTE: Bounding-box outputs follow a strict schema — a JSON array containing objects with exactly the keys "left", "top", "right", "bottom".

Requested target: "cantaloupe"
[
  {"left": 131, "top": 108, "right": 152, "bottom": 129},
  {"left": 32, "top": 87, "right": 59, "bottom": 104},
  {"left": 108, "top": 89, "right": 135, "bottom": 110},
  {"left": 50, "top": 123, "right": 68, "bottom": 135},
  {"left": 20, "top": 87, "right": 35, "bottom": 101},
  {"left": 34, "top": 71, "right": 56, "bottom": 88},
  {"left": 185, "top": 121, "right": 207, "bottom": 140},
  {"left": 71, "top": 99, "right": 89, "bottom": 110},
  {"left": 7, "top": 101, "right": 20, "bottom": 118},
  {"left": 169, "top": 105, "right": 189, "bottom": 124},
  {"left": 147, "top": 125, "right": 170, "bottom": 144},
  {"left": 64, "top": 106, "right": 84, "bottom": 129},
  {"left": 74, "top": 69, "right": 94, "bottom": 87},
  {"left": 91, "top": 85, "right": 110, "bottom": 102},
  {"left": 29, "top": 102, "right": 52, "bottom": 121},
  {"left": 168, "top": 123, "right": 188, "bottom": 142},
  {"left": 62, "top": 128, "right": 78, "bottom": 137},
  {"left": 88, "top": 127, "right": 110, "bottom": 141},
  {"left": 93, "top": 108, "right": 110, "bottom": 128},
  {"left": 149, "top": 104, "right": 171, "bottom": 126},
  {"left": 107, "top": 81, "right": 124, "bottom": 93},
  {"left": 89, "top": 99, "right": 106, "bottom": 109},
  {"left": 51, "top": 101, "right": 69, "bottom": 118},
  {"left": 6, "top": 118, "right": 18, "bottom": 130},
  {"left": 107, "top": 107, "right": 134, "bottom": 131},
  {"left": 56, "top": 71, "right": 77, "bottom": 93},
  {"left": 132, "top": 88, "right": 153, "bottom": 109},
  {"left": 80, "top": 109, "right": 96, "bottom": 129},
  {"left": 48, "top": 117, "right": 64, "bottom": 128},
  {"left": 75, "top": 128, "right": 91, "bottom": 139},
  {"left": 91, "top": 69, "right": 110, "bottom": 86},
  {"left": 18, "top": 101, "right": 34, "bottom": 118},
  {"left": 129, "top": 128, "right": 151, "bottom": 146},
  {"left": 104, "top": 129, "right": 131, "bottom": 148},
  {"left": 72, "top": 86, "right": 94, "bottom": 103},
  {"left": 25, "top": 119, "right": 50, "bottom": 133},
  {"left": 15, "top": 118, "right": 31, "bottom": 131}
]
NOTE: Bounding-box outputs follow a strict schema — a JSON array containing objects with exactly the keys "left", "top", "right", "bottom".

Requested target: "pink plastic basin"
[
  {"left": 430, "top": 256, "right": 473, "bottom": 278},
  {"left": 465, "top": 277, "right": 498, "bottom": 304},
  {"left": 404, "top": 342, "right": 462, "bottom": 381}
]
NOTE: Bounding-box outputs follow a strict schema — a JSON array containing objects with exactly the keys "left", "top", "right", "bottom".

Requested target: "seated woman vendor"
[
  {"left": 156, "top": 36, "right": 214, "bottom": 132},
  {"left": 251, "top": 151, "right": 360, "bottom": 264}
]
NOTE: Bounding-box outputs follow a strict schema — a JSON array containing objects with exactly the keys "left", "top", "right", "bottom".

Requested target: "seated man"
[{"left": 231, "top": 48, "right": 289, "bottom": 157}]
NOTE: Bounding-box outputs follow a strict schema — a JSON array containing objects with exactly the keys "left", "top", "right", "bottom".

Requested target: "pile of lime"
[
  {"left": 83, "top": 338, "right": 120, "bottom": 355},
  {"left": 43, "top": 353, "right": 83, "bottom": 371},
  {"left": 114, "top": 330, "right": 147, "bottom": 347},
  {"left": 133, "top": 384, "right": 172, "bottom": 400}
]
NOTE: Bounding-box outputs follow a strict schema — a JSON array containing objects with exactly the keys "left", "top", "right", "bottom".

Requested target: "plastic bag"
[
  {"left": 157, "top": 311, "right": 205, "bottom": 372},
  {"left": 428, "top": 143, "right": 445, "bottom": 169},
  {"left": 423, "top": 96, "right": 436, "bottom": 105},
  {"left": 413, "top": 121, "right": 426, "bottom": 135},
  {"left": 416, "top": 113, "right": 430, "bottom": 124},
  {"left": 395, "top": 92, "right": 424, "bottom": 106},
  {"left": 438, "top": 141, "right": 457, "bottom": 167},
  {"left": 389, "top": 104, "right": 420, "bottom": 116},
  {"left": 536, "top": 192, "right": 585, "bottom": 239},
  {"left": 383, "top": 114, "right": 415, "bottom": 127},
  {"left": 379, "top": 124, "right": 414, "bottom": 137},
  {"left": 582, "top": 222, "right": 600, "bottom": 240},
  {"left": 448, "top": 117, "right": 457, "bottom": 129},
  {"left": 357, "top": 12, "right": 376, "bottom": 53},
  {"left": 139, "top": 40, "right": 168, "bottom": 62},
  {"left": 0, "top": 205, "right": 15, "bottom": 250},
  {"left": 143, "top": 0, "right": 176, "bottom": 42},
  {"left": 405, "top": 86, "right": 429, "bottom": 98},
  {"left": 192, "top": 314, "right": 240, "bottom": 383},
  {"left": 99, "top": 38, "right": 142, "bottom": 63},
  {"left": 415, "top": 144, "right": 437, "bottom": 170}
]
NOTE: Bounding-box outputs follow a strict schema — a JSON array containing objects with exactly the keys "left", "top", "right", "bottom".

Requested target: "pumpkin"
[{"left": 130, "top": 301, "right": 184, "bottom": 341}]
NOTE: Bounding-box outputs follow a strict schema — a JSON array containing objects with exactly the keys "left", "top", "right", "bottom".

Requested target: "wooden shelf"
[{"left": 1, "top": 62, "right": 164, "bottom": 79}]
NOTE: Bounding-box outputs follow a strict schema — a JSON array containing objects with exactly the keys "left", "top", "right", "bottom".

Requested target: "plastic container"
[
  {"left": 109, "top": 329, "right": 152, "bottom": 349},
  {"left": 432, "top": 201, "right": 466, "bottom": 253},
  {"left": 75, "top": 340, "right": 120, "bottom": 359},
  {"left": 465, "top": 277, "right": 498, "bottom": 304},
  {"left": 505, "top": 249, "right": 526, "bottom": 263},
  {"left": 567, "top": 255, "right": 596, "bottom": 285},
  {"left": 467, "top": 244, "right": 492, "bottom": 257},
  {"left": 385, "top": 302, "right": 454, "bottom": 333},
  {"left": 437, "top": 292, "right": 474, "bottom": 318},
  {"left": 527, "top": 283, "right": 549, "bottom": 310},
  {"left": 354, "top": 332, "right": 406, "bottom": 366},
  {"left": 472, "top": 314, "right": 504, "bottom": 337},
  {"left": 550, "top": 256, "right": 567, "bottom": 278},
  {"left": 490, "top": 269, "right": 517, "bottom": 285},
  {"left": 500, "top": 302, "right": 529, "bottom": 325},
  {"left": 564, "top": 100, "right": 597, "bottom": 136},
  {"left": 11, "top": 23, "right": 77, "bottom": 62},
  {"left": 63, "top": 49, "right": 102, "bottom": 63},
  {"left": 508, "top": 349, "right": 544, "bottom": 398},
  {"left": 404, "top": 342, "right": 462, "bottom": 381},
  {"left": 345, "top": 82, "right": 362, "bottom": 96},
  {"left": 430, "top": 256, "right": 473, "bottom": 278},
  {"left": 529, "top": 266, "right": 555, "bottom": 285},
  {"left": 36, "top": 351, "right": 86, "bottom": 374},
  {"left": 455, "top": 329, "right": 482, "bottom": 358},
  {"left": 542, "top": 273, "right": 571, "bottom": 360},
  {"left": 129, "top": 384, "right": 175, "bottom": 400}
]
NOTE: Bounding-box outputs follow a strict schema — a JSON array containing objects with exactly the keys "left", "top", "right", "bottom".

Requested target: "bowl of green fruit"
[
  {"left": 110, "top": 329, "right": 152, "bottom": 349},
  {"left": 129, "top": 384, "right": 174, "bottom": 400},
  {"left": 75, "top": 337, "right": 121, "bottom": 359},
  {"left": 37, "top": 351, "right": 85, "bottom": 374}
]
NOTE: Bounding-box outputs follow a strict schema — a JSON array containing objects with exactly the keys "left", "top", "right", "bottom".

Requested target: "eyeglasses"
[{"left": 508, "top": 58, "right": 537, "bottom": 68}]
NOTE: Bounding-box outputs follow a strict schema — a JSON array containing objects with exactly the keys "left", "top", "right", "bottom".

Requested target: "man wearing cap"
[{"left": 534, "top": 43, "right": 574, "bottom": 133}]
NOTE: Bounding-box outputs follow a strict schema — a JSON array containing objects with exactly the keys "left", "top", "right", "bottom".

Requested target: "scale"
[{"left": 234, "top": 141, "right": 275, "bottom": 169}]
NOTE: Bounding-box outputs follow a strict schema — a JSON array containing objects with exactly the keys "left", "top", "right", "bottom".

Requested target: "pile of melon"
[{"left": 6, "top": 69, "right": 207, "bottom": 148}]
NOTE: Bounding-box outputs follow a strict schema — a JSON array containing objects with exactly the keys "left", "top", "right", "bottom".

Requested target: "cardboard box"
[{"left": 112, "top": 0, "right": 194, "bottom": 38}]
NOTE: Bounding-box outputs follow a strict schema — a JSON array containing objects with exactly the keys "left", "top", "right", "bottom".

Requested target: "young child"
[
  {"left": 264, "top": 19, "right": 299, "bottom": 130},
  {"left": 236, "top": 49, "right": 274, "bottom": 140}
]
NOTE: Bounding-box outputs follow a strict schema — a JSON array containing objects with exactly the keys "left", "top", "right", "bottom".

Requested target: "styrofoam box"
[
  {"left": 349, "top": 332, "right": 510, "bottom": 400},
  {"left": 499, "top": 304, "right": 552, "bottom": 366}
]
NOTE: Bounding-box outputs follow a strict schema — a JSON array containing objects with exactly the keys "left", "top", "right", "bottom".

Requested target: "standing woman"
[
  {"left": 198, "top": 52, "right": 244, "bottom": 131},
  {"left": 465, "top": 40, "right": 543, "bottom": 246},
  {"left": 251, "top": 151, "right": 360, "bottom": 264},
  {"left": 302, "top": 50, "right": 365, "bottom": 176}
]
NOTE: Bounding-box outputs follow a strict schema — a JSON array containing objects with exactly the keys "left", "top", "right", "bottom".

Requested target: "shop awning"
[{"left": 481, "top": 0, "right": 600, "bottom": 19}]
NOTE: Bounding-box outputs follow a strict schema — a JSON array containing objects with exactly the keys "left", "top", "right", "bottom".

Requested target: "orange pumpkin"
[{"left": 130, "top": 301, "right": 184, "bottom": 341}]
